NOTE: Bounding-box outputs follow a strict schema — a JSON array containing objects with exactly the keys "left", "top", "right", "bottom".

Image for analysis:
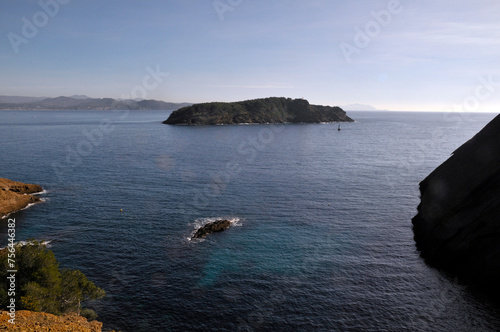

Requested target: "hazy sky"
[{"left": 1, "top": 0, "right": 500, "bottom": 111}]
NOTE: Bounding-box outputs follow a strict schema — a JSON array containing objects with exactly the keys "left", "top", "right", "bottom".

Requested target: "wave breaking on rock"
[
  {"left": 189, "top": 217, "right": 241, "bottom": 240},
  {"left": 0, "top": 178, "right": 43, "bottom": 219}
]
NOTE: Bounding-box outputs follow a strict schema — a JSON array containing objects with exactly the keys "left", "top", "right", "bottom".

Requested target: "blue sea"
[{"left": 1, "top": 110, "right": 500, "bottom": 331}]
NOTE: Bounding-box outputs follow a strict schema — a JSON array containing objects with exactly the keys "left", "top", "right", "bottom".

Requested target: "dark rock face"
[
  {"left": 412, "top": 114, "right": 500, "bottom": 290},
  {"left": 163, "top": 97, "right": 354, "bottom": 125},
  {"left": 192, "top": 219, "right": 232, "bottom": 239}
]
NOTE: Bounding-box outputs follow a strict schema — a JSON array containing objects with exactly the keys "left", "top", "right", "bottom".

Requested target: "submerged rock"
[
  {"left": 192, "top": 219, "right": 232, "bottom": 239},
  {"left": 412, "top": 114, "right": 500, "bottom": 291}
]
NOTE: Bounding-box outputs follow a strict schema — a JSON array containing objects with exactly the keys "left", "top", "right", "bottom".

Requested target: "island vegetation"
[{"left": 163, "top": 97, "right": 353, "bottom": 125}]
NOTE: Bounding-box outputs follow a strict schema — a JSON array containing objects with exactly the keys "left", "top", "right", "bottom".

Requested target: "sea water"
[{"left": 1, "top": 110, "right": 499, "bottom": 331}]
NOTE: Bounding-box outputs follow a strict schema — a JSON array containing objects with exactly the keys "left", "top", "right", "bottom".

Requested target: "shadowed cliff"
[{"left": 412, "top": 114, "right": 500, "bottom": 291}]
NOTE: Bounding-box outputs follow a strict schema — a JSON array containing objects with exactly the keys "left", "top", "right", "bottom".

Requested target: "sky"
[{"left": 1, "top": 0, "right": 500, "bottom": 112}]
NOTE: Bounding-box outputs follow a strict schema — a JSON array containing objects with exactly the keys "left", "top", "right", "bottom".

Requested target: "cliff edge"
[
  {"left": 0, "top": 178, "right": 43, "bottom": 219},
  {"left": 412, "top": 114, "right": 500, "bottom": 290},
  {"left": 0, "top": 310, "right": 105, "bottom": 332}
]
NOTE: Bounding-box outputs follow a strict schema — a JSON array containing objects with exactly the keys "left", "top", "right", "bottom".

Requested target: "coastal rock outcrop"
[
  {"left": 0, "top": 178, "right": 43, "bottom": 219},
  {"left": 412, "top": 114, "right": 500, "bottom": 290},
  {"left": 192, "top": 219, "right": 232, "bottom": 239},
  {"left": 0, "top": 310, "right": 105, "bottom": 332},
  {"left": 163, "top": 97, "right": 354, "bottom": 125}
]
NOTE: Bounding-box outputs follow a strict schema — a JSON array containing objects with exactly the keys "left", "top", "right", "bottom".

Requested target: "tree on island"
[{"left": 0, "top": 241, "right": 105, "bottom": 320}]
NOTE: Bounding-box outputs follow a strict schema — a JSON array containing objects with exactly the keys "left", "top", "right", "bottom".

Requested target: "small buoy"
[{"left": 120, "top": 209, "right": 123, "bottom": 212}]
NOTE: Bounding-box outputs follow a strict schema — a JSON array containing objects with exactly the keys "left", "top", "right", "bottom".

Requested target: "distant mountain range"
[
  {"left": 0, "top": 95, "right": 192, "bottom": 111},
  {"left": 0, "top": 96, "right": 382, "bottom": 112},
  {"left": 0, "top": 95, "right": 49, "bottom": 104}
]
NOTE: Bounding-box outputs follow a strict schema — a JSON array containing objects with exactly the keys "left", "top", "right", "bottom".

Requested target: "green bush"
[
  {"left": 0, "top": 241, "right": 105, "bottom": 315},
  {"left": 80, "top": 308, "right": 98, "bottom": 321}
]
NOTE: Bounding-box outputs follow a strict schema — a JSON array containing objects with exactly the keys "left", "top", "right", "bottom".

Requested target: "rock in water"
[
  {"left": 192, "top": 219, "right": 232, "bottom": 239},
  {"left": 412, "top": 114, "right": 500, "bottom": 291}
]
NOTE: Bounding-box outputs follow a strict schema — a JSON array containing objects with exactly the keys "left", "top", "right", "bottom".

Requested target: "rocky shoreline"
[
  {"left": 0, "top": 310, "right": 106, "bottom": 332},
  {"left": 0, "top": 178, "right": 43, "bottom": 219}
]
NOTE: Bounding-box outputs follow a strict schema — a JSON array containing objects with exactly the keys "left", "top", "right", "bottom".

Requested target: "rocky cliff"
[
  {"left": 0, "top": 310, "right": 106, "bottom": 331},
  {"left": 412, "top": 114, "right": 500, "bottom": 290},
  {"left": 163, "top": 97, "right": 353, "bottom": 125},
  {"left": 0, "top": 178, "right": 43, "bottom": 219}
]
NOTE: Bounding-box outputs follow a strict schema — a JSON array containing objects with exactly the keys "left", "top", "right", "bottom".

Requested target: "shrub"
[
  {"left": 80, "top": 308, "right": 98, "bottom": 321},
  {"left": 0, "top": 241, "right": 105, "bottom": 315}
]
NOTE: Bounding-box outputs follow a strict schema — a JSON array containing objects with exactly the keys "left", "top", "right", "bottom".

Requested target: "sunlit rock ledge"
[
  {"left": 0, "top": 178, "right": 43, "bottom": 219},
  {"left": 0, "top": 310, "right": 106, "bottom": 332}
]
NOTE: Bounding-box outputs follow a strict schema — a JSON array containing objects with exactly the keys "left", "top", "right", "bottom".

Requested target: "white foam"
[
  {"left": 17, "top": 240, "right": 52, "bottom": 247},
  {"left": 20, "top": 202, "right": 38, "bottom": 211},
  {"left": 1, "top": 199, "right": 44, "bottom": 219},
  {"left": 32, "top": 189, "right": 48, "bottom": 195},
  {"left": 0, "top": 240, "right": 52, "bottom": 250},
  {"left": 187, "top": 236, "right": 205, "bottom": 242}
]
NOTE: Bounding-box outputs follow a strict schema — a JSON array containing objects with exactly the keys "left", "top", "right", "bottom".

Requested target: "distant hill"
[
  {"left": 164, "top": 97, "right": 354, "bottom": 125},
  {"left": 0, "top": 96, "right": 191, "bottom": 111},
  {"left": 68, "top": 94, "right": 91, "bottom": 99},
  {"left": 341, "top": 103, "right": 378, "bottom": 111},
  {"left": 0, "top": 95, "right": 48, "bottom": 104}
]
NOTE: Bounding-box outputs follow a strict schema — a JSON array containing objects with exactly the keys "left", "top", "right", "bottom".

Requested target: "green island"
[{"left": 163, "top": 97, "right": 354, "bottom": 125}]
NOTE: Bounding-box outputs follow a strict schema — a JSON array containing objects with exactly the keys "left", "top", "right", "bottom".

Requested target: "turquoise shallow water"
[{"left": 1, "top": 110, "right": 500, "bottom": 331}]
